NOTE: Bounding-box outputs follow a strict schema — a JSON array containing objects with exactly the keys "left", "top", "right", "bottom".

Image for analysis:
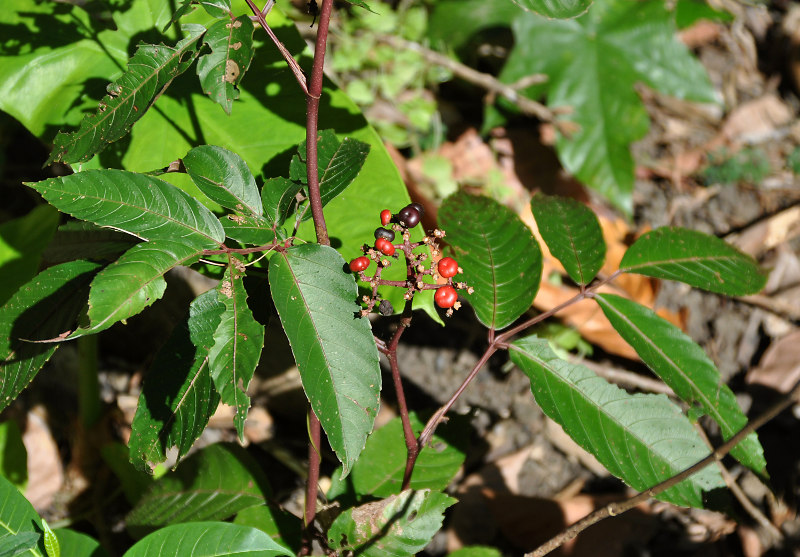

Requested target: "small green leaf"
[
  {"left": 182, "top": 145, "right": 263, "bottom": 216},
  {"left": 27, "top": 170, "right": 225, "bottom": 249},
  {"left": 0, "top": 261, "right": 101, "bottom": 414},
  {"left": 53, "top": 530, "right": 109, "bottom": 557},
  {"left": 47, "top": 25, "right": 206, "bottom": 164},
  {"left": 129, "top": 289, "right": 224, "bottom": 472},
  {"left": 0, "top": 421, "right": 27, "bottom": 492},
  {"left": 619, "top": 227, "right": 767, "bottom": 295},
  {"left": 197, "top": 15, "right": 255, "bottom": 115},
  {"left": 594, "top": 293, "right": 767, "bottom": 476},
  {"left": 269, "top": 244, "right": 381, "bottom": 476},
  {"left": 221, "top": 214, "right": 281, "bottom": 245},
  {"left": 439, "top": 192, "right": 542, "bottom": 330},
  {"left": 208, "top": 256, "right": 265, "bottom": 439},
  {"left": 234, "top": 505, "right": 303, "bottom": 555},
  {"left": 126, "top": 443, "right": 271, "bottom": 538},
  {"left": 123, "top": 522, "right": 292, "bottom": 557},
  {"left": 530, "top": 193, "right": 605, "bottom": 285},
  {"left": 327, "top": 490, "right": 456, "bottom": 556},
  {"left": 166, "top": 0, "right": 231, "bottom": 31},
  {"left": 509, "top": 336, "right": 726, "bottom": 508},
  {"left": 260, "top": 177, "right": 304, "bottom": 229},
  {"left": 70, "top": 240, "right": 203, "bottom": 338},
  {"left": 41, "top": 521, "right": 59, "bottom": 557},
  {"left": 510, "top": 0, "right": 592, "bottom": 19},
  {"left": 0, "top": 474, "right": 45, "bottom": 556}
]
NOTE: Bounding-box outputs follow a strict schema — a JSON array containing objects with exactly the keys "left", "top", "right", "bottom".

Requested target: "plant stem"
[{"left": 77, "top": 335, "right": 101, "bottom": 427}]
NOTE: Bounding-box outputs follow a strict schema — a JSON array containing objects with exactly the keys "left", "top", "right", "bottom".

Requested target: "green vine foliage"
[{"left": 0, "top": 0, "right": 773, "bottom": 555}]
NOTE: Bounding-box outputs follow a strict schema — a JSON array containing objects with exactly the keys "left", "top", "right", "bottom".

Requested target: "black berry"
[
  {"left": 409, "top": 202, "right": 425, "bottom": 219},
  {"left": 397, "top": 205, "right": 421, "bottom": 228},
  {"left": 374, "top": 227, "right": 395, "bottom": 242}
]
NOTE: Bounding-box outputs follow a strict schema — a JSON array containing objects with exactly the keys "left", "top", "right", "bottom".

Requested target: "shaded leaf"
[
  {"left": 448, "top": 547, "right": 503, "bottom": 557},
  {"left": 197, "top": 15, "right": 254, "bottom": 115},
  {"left": 619, "top": 227, "right": 767, "bottom": 295},
  {"left": 327, "top": 490, "right": 455, "bottom": 557},
  {"left": 595, "top": 293, "right": 767, "bottom": 476},
  {"left": 27, "top": 170, "right": 225, "bottom": 248},
  {"left": 123, "top": 522, "right": 291, "bottom": 557},
  {"left": 0, "top": 261, "right": 100, "bottom": 414},
  {"left": 126, "top": 443, "right": 271, "bottom": 538},
  {"left": 439, "top": 192, "right": 542, "bottom": 330},
  {"left": 70, "top": 240, "right": 203, "bottom": 338},
  {"left": 0, "top": 420, "right": 27, "bottom": 491},
  {"left": 100, "top": 442, "right": 153, "bottom": 505},
  {"left": 261, "top": 177, "right": 304, "bottom": 229},
  {"left": 166, "top": 0, "right": 231, "bottom": 31},
  {"left": 182, "top": 145, "right": 263, "bottom": 216},
  {"left": 269, "top": 244, "right": 380, "bottom": 476},
  {"left": 510, "top": 0, "right": 592, "bottom": 19},
  {"left": 0, "top": 206, "right": 59, "bottom": 306},
  {"left": 208, "top": 256, "right": 265, "bottom": 438},
  {"left": 509, "top": 336, "right": 726, "bottom": 508},
  {"left": 129, "top": 290, "right": 223, "bottom": 472},
  {"left": 530, "top": 193, "right": 605, "bottom": 285},
  {"left": 53, "top": 530, "right": 108, "bottom": 557},
  {"left": 41, "top": 221, "right": 140, "bottom": 266},
  {"left": 0, "top": 474, "right": 46, "bottom": 556},
  {"left": 234, "top": 505, "right": 303, "bottom": 555},
  {"left": 47, "top": 25, "right": 207, "bottom": 164}
]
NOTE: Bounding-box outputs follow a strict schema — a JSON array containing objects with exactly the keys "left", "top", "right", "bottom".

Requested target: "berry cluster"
[{"left": 348, "top": 203, "right": 472, "bottom": 317}]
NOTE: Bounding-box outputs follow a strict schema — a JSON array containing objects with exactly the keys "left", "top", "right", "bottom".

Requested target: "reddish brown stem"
[{"left": 300, "top": 408, "right": 322, "bottom": 556}]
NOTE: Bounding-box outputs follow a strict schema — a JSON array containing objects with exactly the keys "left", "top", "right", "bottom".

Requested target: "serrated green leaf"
[
  {"left": 510, "top": 336, "right": 726, "bottom": 507},
  {"left": 41, "top": 221, "right": 140, "bottom": 266},
  {"left": 166, "top": 0, "right": 231, "bottom": 31},
  {"left": 530, "top": 193, "right": 605, "bottom": 285},
  {"left": 123, "top": 522, "right": 292, "bottom": 557},
  {"left": 328, "top": 413, "right": 467, "bottom": 499},
  {"left": 47, "top": 25, "right": 206, "bottom": 164},
  {"left": 290, "top": 130, "right": 371, "bottom": 219},
  {"left": 0, "top": 421, "right": 27, "bottom": 491},
  {"left": 0, "top": 474, "right": 45, "bottom": 556},
  {"left": 182, "top": 145, "right": 263, "bottom": 216},
  {"left": 27, "top": 170, "right": 225, "bottom": 248},
  {"left": 197, "top": 15, "right": 254, "bottom": 115},
  {"left": 221, "top": 214, "right": 282, "bottom": 245},
  {"left": 41, "top": 521, "right": 58, "bottom": 557},
  {"left": 594, "top": 293, "right": 767, "bottom": 476},
  {"left": 126, "top": 443, "right": 271, "bottom": 538},
  {"left": 234, "top": 505, "right": 303, "bottom": 555},
  {"left": 496, "top": 0, "right": 717, "bottom": 211},
  {"left": 260, "top": 177, "right": 304, "bottom": 229},
  {"left": 129, "top": 289, "right": 223, "bottom": 472},
  {"left": 0, "top": 261, "right": 101, "bottom": 414},
  {"left": 619, "top": 227, "right": 767, "bottom": 295},
  {"left": 327, "top": 490, "right": 456, "bottom": 556},
  {"left": 439, "top": 192, "right": 542, "bottom": 330},
  {"left": 70, "top": 240, "right": 203, "bottom": 338},
  {"left": 53, "top": 530, "right": 108, "bottom": 557},
  {"left": 0, "top": 206, "right": 59, "bottom": 307},
  {"left": 510, "top": 0, "right": 592, "bottom": 19},
  {"left": 269, "top": 244, "right": 380, "bottom": 476}
]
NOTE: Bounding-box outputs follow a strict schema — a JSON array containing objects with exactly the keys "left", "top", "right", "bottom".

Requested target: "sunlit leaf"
[
  {"left": 509, "top": 0, "right": 592, "bottom": 19},
  {"left": 197, "top": 15, "right": 254, "bottom": 114},
  {"left": 182, "top": 145, "right": 263, "bottom": 216},
  {"left": 0, "top": 474, "right": 46, "bottom": 556},
  {"left": 123, "top": 522, "right": 291, "bottom": 557},
  {"left": 53, "top": 530, "right": 108, "bottom": 557}
]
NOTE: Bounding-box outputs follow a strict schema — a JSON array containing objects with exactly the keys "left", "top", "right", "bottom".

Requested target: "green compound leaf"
[
  {"left": 197, "top": 15, "right": 255, "bottom": 115},
  {"left": 530, "top": 193, "right": 605, "bottom": 285},
  {"left": 510, "top": 0, "right": 592, "bottom": 19},
  {"left": 328, "top": 413, "right": 467, "bottom": 499},
  {"left": 290, "top": 130, "right": 371, "bottom": 219},
  {"left": 53, "top": 530, "right": 108, "bottom": 557},
  {"left": 261, "top": 177, "right": 305, "bottom": 229},
  {"left": 0, "top": 261, "right": 101, "bottom": 414},
  {"left": 496, "top": 0, "right": 717, "bottom": 212},
  {"left": 439, "top": 192, "right": 542, "bottom": 330},
  {"left": 129, "top": 289, "right": 223, "bottom": 473},
  {"left": 619, "top": 227, "right": 767, "bottom": 296},
  {"left": 594, "top": 293, "right": 767, "bottom": 477},
  {"left": 47, "top": 25, "right": 206, "bottom": 165},
  {"left": 0, "top": 205, "right": 59, "bottom": 307},
  {"left": 509, "top": 336, "right": 726, "bottom": 508},
  {"left": 0, "top": 474, "right": 45, "bottom": 556},
  {"left": 208, "top": 256, "right": 266, "bottom": 439},
  {"left": 182, "top": 145, "right": 263, "bottom": 216},
  {"left": 26, "top": 170, "right": 225, "bottom": 249},
  {"left": 70, "top": 240, "right": 203, "bottom": 338},
  {"left": 269, "top": 244, "right": 380, "bottom": 476},
  {"left": 123, "top": 522, "right": 291, "bottom": 557},
  {"left": 327, "top": 490, "right": 456, "bottom": 557},
  {"left": 126, "top": 443, "right": 271, "bottom": 538}
]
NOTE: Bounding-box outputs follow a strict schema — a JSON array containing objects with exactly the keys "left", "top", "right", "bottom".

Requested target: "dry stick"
[{"left": 527, "top": 379, "right": 800, "bottom": 557}]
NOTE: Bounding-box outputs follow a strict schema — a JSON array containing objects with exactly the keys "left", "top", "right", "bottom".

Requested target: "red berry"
[
  {"left": 438, "top": 257, "right": 459, "bottom": 278},
  {"left": 380, "top": 209, "right": 392, "bottom": 226},
  {"left": 349, "top": 256, "right": 370, "bottom": 272},
  {"left": 375, "top": 237, "right": 395, "bottom": 256},
  {"left": 434, "top": 285, "right": 458, "bottom": 308}
]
